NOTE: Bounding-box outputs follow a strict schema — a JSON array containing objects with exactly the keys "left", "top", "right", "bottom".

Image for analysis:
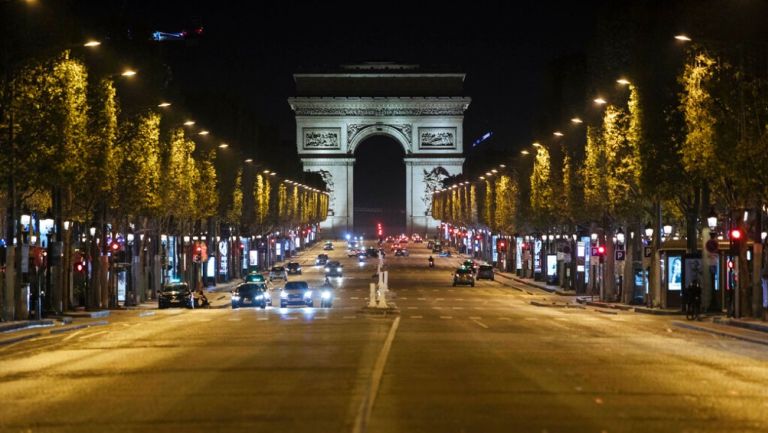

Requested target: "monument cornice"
[
  {"left": 301, "top": 157, "right": 356, "bottom": 167},
  {"left": 289, "top": 97, "right": 471, "bottom": 116},
  {"left": 404, "top": 157, "right": 465, "bottom": 166}
]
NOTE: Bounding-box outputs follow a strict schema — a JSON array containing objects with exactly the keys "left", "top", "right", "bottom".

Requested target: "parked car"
[
  {"left": 476, "top": 265, "right": 495, "bottom": 281},
  {"left": 287, "top": 262, "right": 302, "bottom": 275},
  {"left": 280, "top": 281, "right": 313, "bottom": 308},
  {"left": 324, "top": 260, "right": 343, "bottom": 277},
  {"left": 231, "top": 282, "right": 270, "bottom": 309},
  {"left": 316, "top": 254, "right": 329, "bottom": 265},
  {"left": 453, "top": 267, "right": 475, "bottom": 287},
  {"left": 158, "top": 282, "right": 194, "bottom": 309},
  {"left": 269, "top": 266, "right": 288, "bottom": 281}
]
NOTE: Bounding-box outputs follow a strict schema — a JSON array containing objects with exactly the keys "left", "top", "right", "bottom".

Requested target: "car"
[
  {"left": 269, "top": 266, "right": 288, "bottom": 281},
  {"left": 366, "top": 248, "right": 379, "bottom": 258},
  {"left": 323, "top": 242, "right": 334, "bottom": 251},
  {"left": 231, "top": 282, "right": 270, "bottom": 309},
  {"left": 324, "top": 260, "right": 343, "bottom": 277},
  {"left": 158, "top": 282, "right": 195, "bottom": 309},
  {"left": 316, "top": 254, "right": 329, "bottom": 265},
  {"left": 414, "top": 237, "right": 423, "bottom": 243},
  {"left": 245, "top": 272, "right": 267, "bottom": 283},
  {"left": 280, "top": 281, "right": 313, "bottom": 307},
  {"left": 453, "top": 267, "right": 475, "bottom": 287},
  {"left": 394, "top": 248, "right": 409, "bottom": 257},
  {"left": 347, "top": 249, "right": 360, "bottom": 257},
  {"left": 476, "top": 265, "right": 495, "bottom": 281},
  {"left": 287, "top": 262, "right": 302, "bottom": 275},
  {"left": 438, "top": 250, "right": 452, "bottom": 257}
]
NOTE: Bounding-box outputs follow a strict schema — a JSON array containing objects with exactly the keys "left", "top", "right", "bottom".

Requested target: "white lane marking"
[
  {"left": 227, "top": 318, "right": 241, "bottom": 321},
  {"left": 352, "top": 316, "right": 400, "bottom": 433},
  {"left": 499, "top": 317, "right": 512, "bottom": 321},
  {"left": 432, "top": 289, "right": 438, "bottom": 292},
  {"left": 555, "top": 317, "right": 569, "bottom": 321},
  {"left": 343, "top": 315, "right": 357, "bottom": 319},
  {"left": 407, "top": 306, "right": 418, "bottom": 310},
  {"left": 525, "top": 317, "right": 539, "bottom": 321},
  {"left": 456, "top": 298, "right": 464, "bottom": 301},
  {"left": 472, "top": 319, "right": 489, "bottom": 329},
  {"left": 314, "top": 316, "right": 328, "bottom": 320},
  {"left": 436, "top": 298, "right": 445, "bottom": 301},
  {"left": 410, "top": 315, "right": 423, "bottom": 319},
  {"left": 62, "top": 330, "right": 84, "bottom": 341},
  {"left": 440, "top": 316, "right": 453, "bottom": 319},
  {"left": 417, "top": 297, "right": 426, "bottom": 300},
  {"left": 282, "top": 317, "right": 297, "bottom": 321},
  {"left": 452, "top": 307, "right": 464, "bottom": 310},
  {"left": 257, "top": 317, "right": 269, "bottom": 321},
  {"left": 351, "top": 297, "right": 360, "bottom": 300},
  {"left": 469, "top": 316, "right": 482, "bottom": 320},
  {"left": 79, "top": 330, "right": 109, "bottom": 341},
  {"left": 432, "top": 307, "right": 443, "bottom": 310},
  {"left": 400, "top": 297, "right": 408, "bottom": 300},
  {"left": 473, "top": 307, "right": 483, "bottom": 310}
]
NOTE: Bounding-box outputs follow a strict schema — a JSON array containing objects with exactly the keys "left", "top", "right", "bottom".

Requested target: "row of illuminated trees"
[
  {"left": 434, "top": 40, "right": 768, "bottom": 317},
  {"left": 0, "top": 50, "right": 328, "bottom": 316}
]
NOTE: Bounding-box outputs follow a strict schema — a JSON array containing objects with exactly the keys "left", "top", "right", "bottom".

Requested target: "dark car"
[
  {"left": 323, "top": 242, "right": 334, "bottom": 251},
  {"left": 287, "top": 262, "right": 302, "bottom": 275},
  {"left": 324, "top": 260, "right": 343, "bottom": 277},
  {"left": 453, "top": 267, "right": 475, "bottom": 287},
  {"left": 280, "top": 281, "right": 313, "bottom": 307},
  {"left": 366, "top": 247, "right": 379, "bottom": 258},
  {"left": 394, "top": 248, "right": 409, "bottom": 257},
  {"left": 158, "top": 282, "right": 194, "bottom": 309},
  {"left": 231, "top": 282, "right": 270, "bottom": 309},
  {"left": 316, "top": 254, "right": 329, "bottom": 265},
  {"left": 476, "top": 265, "right": 495, "bottom": 281}
]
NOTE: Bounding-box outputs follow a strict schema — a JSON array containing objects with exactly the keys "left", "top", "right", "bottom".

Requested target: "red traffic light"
[
  {"left": 110, "top": 241, "right": 120, "bottom": 252},
  {"left": 730, "top": 229, "right": 742, "bottom": 240},
  {"left": 74, "top": 262, "right": 85, "bottom": 273},
  {"left": 195, "top": 246, "right": 202, "bottom": 254},
  {"left": 597, "top": 245, "right": 606, "bottom": 255},
  {"left": 727, "top": 259, "right": 735, "bottom": 270}
]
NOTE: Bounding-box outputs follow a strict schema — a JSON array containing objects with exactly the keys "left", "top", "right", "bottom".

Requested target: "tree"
[
  {"left": 195, "top": 149, "right": 218, "bottom": 220},
  {"left": 494, "top": 174, "right": 518, "bottom": 234},
  {"left": 530, "top": 146, "right": 555, "bottom": 229},
  {"left": 227, "top": 168, "right": 243, "bottom": 225}
]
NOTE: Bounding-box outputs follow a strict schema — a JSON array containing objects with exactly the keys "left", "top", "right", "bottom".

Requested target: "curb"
[
  {"left": 0, "top": 320, "right": 56, "bottom": 334},
  {"left": 55, "top": 310, "right": 110, "bottom": 319},
  {"left": 0, "top": 332, "right": 43, "bottom": 346},
  {"left": 49, "top": 320, "right": 110, "bottom": 335},
  {"left": 530, "top": 300, "right": 566, "bottom": 308},
  {"left": 672, "top": 321, "right": 768, "bottom": 346},
  {"left": 713, "top": 318, "right": 768, "bottom": 334}
]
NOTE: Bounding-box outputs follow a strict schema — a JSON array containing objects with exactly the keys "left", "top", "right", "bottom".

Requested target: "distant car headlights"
[
  {"left": 280, "top": 290, "right": 288, "bottom": 298},
  {"left": 336, "top": 267, "right": 342, "bottom": 272},
  {"left": 325, "top": 267, "right": 330, "bottom": 272},
  {"left": 255, "top": 294, "right": 264, "bottom": 300},
  {"left": 321, "top": 290, "right": 331, "bottom": 300},
  {"left": 231, "top": 295, "right": 241, "bottom": 301},
  {"left": 304, "top": 290, "right": 313, "bottom": 298}
]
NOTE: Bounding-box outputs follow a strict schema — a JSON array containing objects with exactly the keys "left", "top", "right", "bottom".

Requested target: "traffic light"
[
  {"left": 109, "top": 240, "right": 121, "bottom": 253},
  {"left": 597, "top": 245, "right": 606, "bottom": 256},
  {"left": 74, "top": 261, "right": 85, "bottom": 273},
  {"left": 498, "top": 240, "right": 506, "bottom": 253},
  {"left": 194, "top": 244, "right": 203, "bottom": 263},
  {"left": 729, "top": 228, "right": 743, "bottom": 254}
]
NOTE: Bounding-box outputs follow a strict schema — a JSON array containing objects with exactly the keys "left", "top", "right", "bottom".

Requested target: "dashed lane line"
[
  {"left": 472, "top": 319, "right": 489, "bottom": 329},
  {"left": 469, "top": 316, "right": 483, "bottom": 320},
  {"left": 407, "top": 306, "right": 418, "bottom": 310},
  {"left": 343, "top": 315, "right": 357, "bottom": 319},
  {"left": 410, "top": 315, "right": 423, "bottom": 319},
  {"left": 440, "top": 316, "right": 453, "bottom": 319}
]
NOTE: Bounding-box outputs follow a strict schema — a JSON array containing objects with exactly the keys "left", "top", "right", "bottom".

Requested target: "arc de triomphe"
[{"left": 289, "top": 63, "right": 470, "bottom": 236}]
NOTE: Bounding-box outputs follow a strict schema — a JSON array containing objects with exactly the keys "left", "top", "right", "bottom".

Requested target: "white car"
[{"left": 269, "top": 266, "right": 288, "bottom": 281}]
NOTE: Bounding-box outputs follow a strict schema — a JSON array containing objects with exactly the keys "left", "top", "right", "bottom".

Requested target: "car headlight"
[
  {"left": 325, "top": 267, "right": 330, "bottom": 272},
  {"left": 256, "top": 294, "right": 264, "bottom": 300},
  {"left": 232, "top": 295, "right": 241, "bottom": 301},
  {"left": 280, "top": 291, "right": 288, "bottom": 298},
  {"left": 321, "top": 291, "right": 331, "bottom": 300},
  {"left": 304, "top": 290, "right": 312, "bottom": 298},
  {"left": 296, "top": 267, "right": 301, "bottom": 271},
  {"left": 455, "top": 274, "right": 460, "bottom": 278},
  {"left": 337, "top": 267, "right": 342, "bottom": 272}
]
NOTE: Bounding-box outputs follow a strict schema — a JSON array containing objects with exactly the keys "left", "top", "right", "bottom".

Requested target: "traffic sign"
[
  {"left": 615, "top": 250, "right": 625, "bottom": 261},
  {"left": 591, "top": 246, "right": 598, "bottom": 257},
  {"left": 644, "top": 246, "right": 652, "bottom": 258}
]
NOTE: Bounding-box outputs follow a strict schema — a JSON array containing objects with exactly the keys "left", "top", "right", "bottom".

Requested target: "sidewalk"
[
  {"left": 673, "top": 318, "right": 768, "bottom": 346},
  {"left": 497, "top": 272, "right": 577, "bottom": 296}
]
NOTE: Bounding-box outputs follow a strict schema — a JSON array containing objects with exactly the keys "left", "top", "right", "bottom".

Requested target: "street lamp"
[
  {"left": 616, "top": 227, "right": 625, "bottom": 245},
  {"left": 663, "top": 223, "right": 673, "bottom": 237},
  {"left": 83, "top": 40, "right": 101, "bottom": 47},
  {"left": 89, "top": 226, "right": 97, "bottom": 237},
  {"left": 707, "top": 208, "right": 718, "bottom": 230},
  {"left": 121, "top": 69, "right": 137, "bottom": 77},
  {"left": 644, "top": 222, "right": 654, "bottom": 238},
  {"left": 590, "top": 232, "right": 598, "bottom": 242}
]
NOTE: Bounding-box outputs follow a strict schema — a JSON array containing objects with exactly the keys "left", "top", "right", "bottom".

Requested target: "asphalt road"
[{"left": 1, "top": 240, "right": 767, "bottom": 433}]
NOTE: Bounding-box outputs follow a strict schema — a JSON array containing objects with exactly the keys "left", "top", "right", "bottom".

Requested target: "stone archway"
[
  {"left": 353, "top": 134, "right": 406, "bottom": 235},
  {"left": 289, "top": 63, "right": 470, "bottom": 236}
]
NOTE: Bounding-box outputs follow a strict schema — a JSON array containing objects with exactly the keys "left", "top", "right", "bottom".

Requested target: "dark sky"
[{"left": 66, "top": 0, "right": 598, "bottom": 157}]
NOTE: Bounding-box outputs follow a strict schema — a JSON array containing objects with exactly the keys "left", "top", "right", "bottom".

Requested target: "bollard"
[{"left": 368, "top": 283, "right": 378, "bottom": 308}]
